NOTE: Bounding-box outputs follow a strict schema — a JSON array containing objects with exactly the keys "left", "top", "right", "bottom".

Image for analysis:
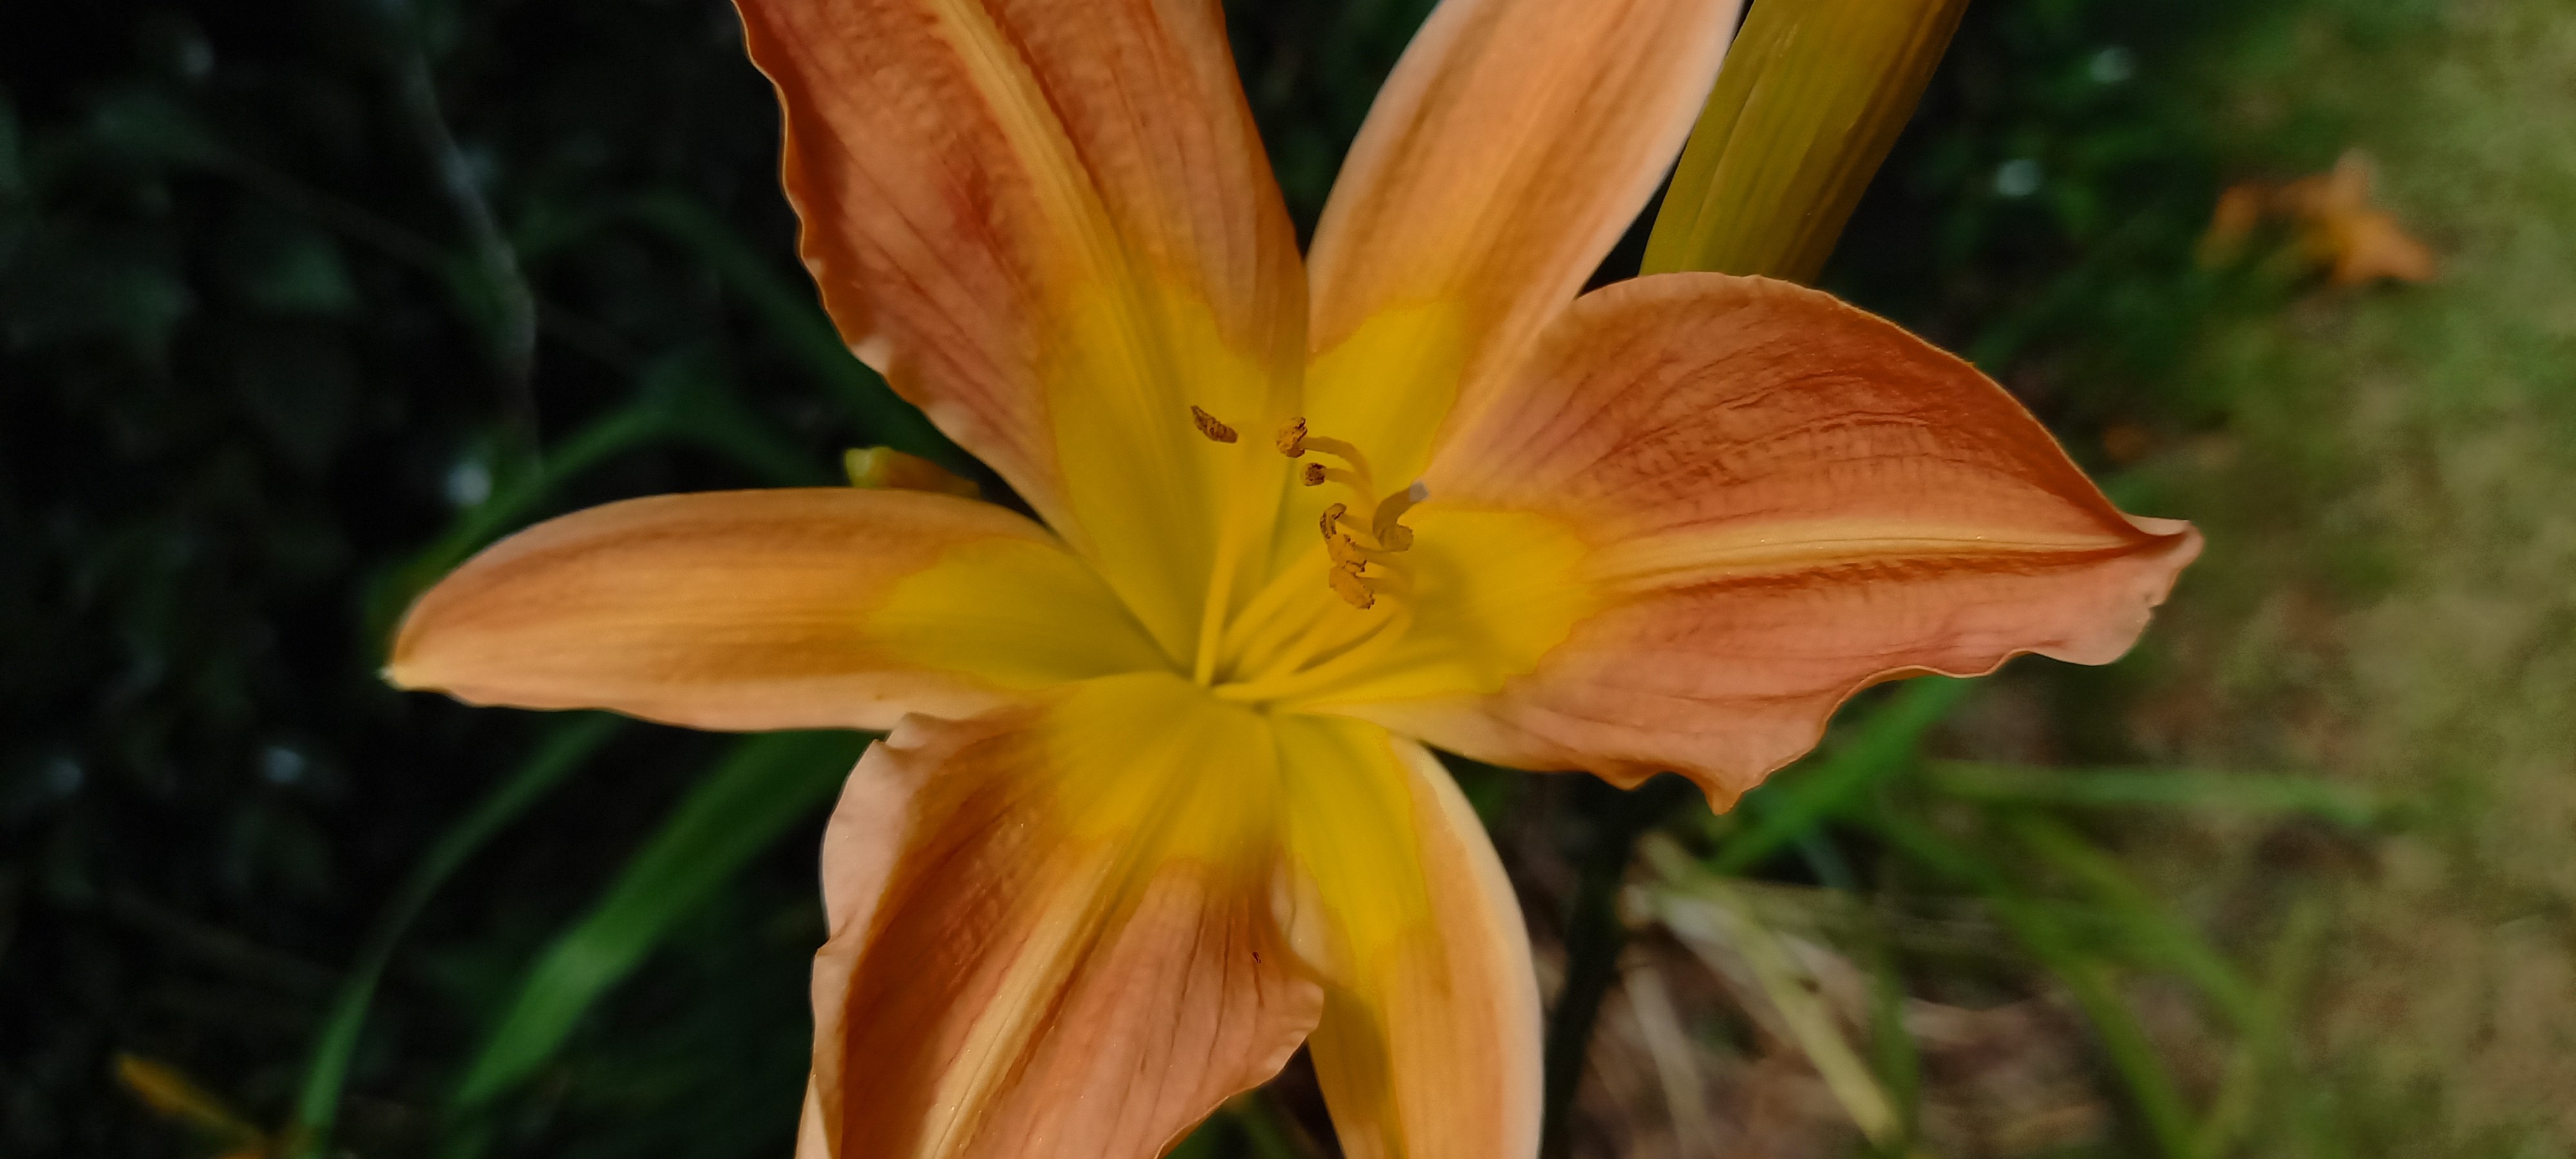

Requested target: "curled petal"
[
  {"left": 390, "top": 489, "right": 1165, "bottom": 731},
  {"left": 804, "top": 674, "right": 1322, "bottom": 1159},
  {"left": 1359, "top": 274, "right": 2200, "bottom": 804},
  {"left": 1302, "top": 0, "right": 1741, "bottom": 486},
  {"left": 1275, "top": 715, "right": 1540, "bottom": 1159},
  {"left": 739, "top": 0, "right": 1305, "bottom": 655}
]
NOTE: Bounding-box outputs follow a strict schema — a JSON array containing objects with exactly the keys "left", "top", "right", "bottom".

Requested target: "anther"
[
  {"left": 1190, "top": 405, "right": 1238, "bottom": 444},
  {"left": 1302, "top": 462, "right": 1327, "bottom": 486},
  {"left": 1328, "top": 566, "right": 1376, "bottom": 610},
  {"left": 1318, "top": 502, "right": 1347, "bottom": 540},
  {"left": 1275, "top": 419, "right": 1308, "bottom": 457}
]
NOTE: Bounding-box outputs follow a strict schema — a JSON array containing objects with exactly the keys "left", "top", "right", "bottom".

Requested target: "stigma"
[{"left": 1280, "top": 417, "right": 1423, "bottom": 610}]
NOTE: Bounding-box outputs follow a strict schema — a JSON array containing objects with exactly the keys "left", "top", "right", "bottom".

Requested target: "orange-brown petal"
[
  {"left": 1368, "top": 274, "right": 2199, "bottom": 805},
  {"left": 1300, "top": 0, "right": 1742, "bottom": 485},
  {"left": 802, "top": 674, "right": 1321, "bottom": 1159},
  {"left": 389, "top": 489, "right": 1167, "bottom": 731},
  {"left": 737, "top": 0, "right": 1305, "bottom": 652},
  {"left": 1275, "top": 715, "right": 1541, "bottom": 1159}
]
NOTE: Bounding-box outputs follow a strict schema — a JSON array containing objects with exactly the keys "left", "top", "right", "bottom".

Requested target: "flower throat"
[{"left": 1186, "top": 404, "right": 1426, "bottom": 704}]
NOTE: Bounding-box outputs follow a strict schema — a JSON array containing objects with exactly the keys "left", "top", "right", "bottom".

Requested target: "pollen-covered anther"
[
  {"left": 1301, "top": 462, "right": 1328, "bottom": 487},
  {"left": 1275, "top": 419, "right": 1308, "bottom": 457},
  {"left": 1189, "top": 405, "right": 1239, "bottom": 444},
  {"left": 1327, "top": 565, "right": 1376, "bottom": 610},
  {"left": 1318, "top": 502, "right": 1347, "bottom": 540}
]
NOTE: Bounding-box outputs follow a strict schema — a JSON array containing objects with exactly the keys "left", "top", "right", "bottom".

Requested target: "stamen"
[
  {"left": 1302, "top": 436, "right": 1372, "bottom": 482},
  {"left": 1370, "top": 481, "right": 1429, "bottom": 543},
  {"left": 1304, "top": 463, "right": 1367, "bottom": 490},
  {"left": 1318, "top": 502, "right": 1347, "bottom": 540},
  {"left": 1275, "top": 419, "right": 1309, "bottom": 457},
  {"left": 1189, "top": 405, "right": 1239, "bottom": 444},
  {"left": 1327, "top": 566, "right": 1376, "bottom": 610}
]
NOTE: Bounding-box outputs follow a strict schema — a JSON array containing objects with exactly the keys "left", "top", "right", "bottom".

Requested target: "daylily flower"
[{"left": 387, "top": 0, "right": 2200, "bottom": 1154}]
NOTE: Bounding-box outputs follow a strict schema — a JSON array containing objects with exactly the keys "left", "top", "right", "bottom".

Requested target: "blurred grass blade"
[
  {"left": 2199, "top": 899, "right": 2330, "bottom": 1156},
  {"left": 289, "top": 715, "right": 621, "bottom": 1159},
  {"left": 1869, "top": 811, "right": 2204, "bottom": 1158},
  {"left": 1927, "top": 760, "right": 2384, "bottom": 827},
  {"left": 368, "top": 350, "right": 836, "bottom": 644},
  {"left": 624, "top": 192, "right": 958, "bottom": 465},
  {"left": 1621, "top": 959, "right": 1720, "bottom": 1154},
  {"left": 449, "top": 729, "right": 868, "bottom": 1111},
  {"left": 1645, "top": 837, "right": 1900, "bottom": 1148},
  {"left": 368, "top": 393, "right": 672, "bottom": 641},
  {"left": 2010, "top": 815, "right": 2268, "bottom": 1028},
  {"left": 1710, "top": 677, "right": 1968, "bottom": 874},
  {"left": 1643, "top": 0, "right": 1971, "bottom": 281},
  {"left": 118, "top": 1053, "right": 268, "bottom": 1149}
]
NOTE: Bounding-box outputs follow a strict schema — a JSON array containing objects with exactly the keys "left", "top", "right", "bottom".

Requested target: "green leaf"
[
  {"left": 1925, "top": 761, "right": 2385, "bottom": 827},
  {"left": 289, "top": 714, "right": 622, "bottom": 1159},
  {"left": 448, "top": 729, "right": 869, "bottom": 1111},
  {"left": 623, "top": 192, "right": 959, "bottom": 466},
  {"left": 1708, "top": 677, "right": 1969, "bottom": 874},
  {"left": 1643, "top": 0, "right": 1971, "bottom": 281},
  {"left": 1869, "top": 811, "right": 2204, "bottom": 1159}
]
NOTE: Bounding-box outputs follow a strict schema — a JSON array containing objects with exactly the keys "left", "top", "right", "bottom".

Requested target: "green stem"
[
  {"left": 287, "top": 715, "right": 621, "bottom": 1159},
  {"left": 1537, "top": 775, "right": 1690, "bottom": 1159}
]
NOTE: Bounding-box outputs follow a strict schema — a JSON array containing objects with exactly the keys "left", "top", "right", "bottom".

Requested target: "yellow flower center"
[{"left": 1180, "top": 406, "right": 1428, "bottom": 706}]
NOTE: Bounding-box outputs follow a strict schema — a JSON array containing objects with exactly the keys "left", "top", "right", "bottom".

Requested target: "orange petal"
[
  {"left": 803, "top": 674, "right": 1321, "bottom": 1159},
  {"left": 737, "top": 0, "right": 1305, "bottom": 654},
  {"left": 1302, "top": 0, "right": 1741, "bottom": 484},
  {"left": 1367, "top": 274, "right": 2200, "bottom": 804},
  {"left": 389, "top": 489, "right": 1167, "bottom": 731},
  {"left": 1274, "top": 715, "right": 1540, "bottom": 1159}
]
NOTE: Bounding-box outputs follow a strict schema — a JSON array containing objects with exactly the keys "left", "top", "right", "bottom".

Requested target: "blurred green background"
[{"left": 8, "top": 0, "right": 2571, "bottom": 1156}]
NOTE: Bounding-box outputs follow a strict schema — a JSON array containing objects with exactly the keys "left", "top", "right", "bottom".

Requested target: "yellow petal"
[
  {"left": 390, "top": 489, "right": 1167, "bottom": 730},
  {"left": 1302, "top": 0, "right": 1741, "bottom": 486},
  {"left": 1358, "top": 275, "right": 2200, "bottom": 805},
  {"left": 802, "top": 674, "right": 1321, "bottom": 1159},
  {"left": 738, "top": 0, "right": 1305, "bottom": 657},
  {"left": 1274, "top": 714, "right": 1540, "bottom": 1159}
]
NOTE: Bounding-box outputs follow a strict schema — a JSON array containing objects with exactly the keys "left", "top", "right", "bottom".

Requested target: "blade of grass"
[
  {"left": 287, "top": 714, "right": 621, "bottom": 1159},
  {"left": 1926, "top": 761, "right": 2382, "bottom": 827},
  {"left": 1620, "top": 958, "right": 1720, "bottom": 1156},
  {"left": 623, "top": 192, "right": 957, "bottom": 465},
  {"left": 1709, "top": 677, "right": 1970, "bottom": 875},
  {"left": 368, "top": 353, "right": 830, "bottom": 642},
  {"left": 1646, "top": 837, "right": 1902, "bottom": 1149},
  {"left": 369, "top": 393, "right": 671, "bottom": 640},
  {"left": 448, "top": 729, "right": 867, "bottom": 1112},
  {"left": 1868, "top": 811, "right": 2204, "bottom": 1159},
  {"left": 2198, "top": 898, "right": 2330, "bottom": 1158},
  {"left": 2009, "top": 815, "right": 2269, "bottom": 1029}
]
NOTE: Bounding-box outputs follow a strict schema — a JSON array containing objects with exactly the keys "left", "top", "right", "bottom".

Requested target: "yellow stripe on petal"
[
  {"left": 804, "top": 673, "right": 1320, "bottom": 1159},
  {"left": 1392, "top": 274, "right": 2200, "bottom": 802},
  {"left": 390, "top": 489, "right": 1165, "bottom": 731},
  {"left": 739, "top": 0, "right": 1307, "bottom": 664},
  {"left": 1305, "top": 0, "right": 1740, "bottom": 484},
  {"left": 1274, "top": 715, "right": 1540, "bottom": 1159}
]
